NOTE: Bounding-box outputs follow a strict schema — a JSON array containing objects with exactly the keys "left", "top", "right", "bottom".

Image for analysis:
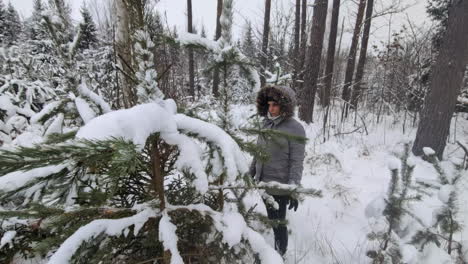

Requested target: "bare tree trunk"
[
  {"left": 187, "top": 0, "right": 195, "bottom": 97},
  {"left": 292, "top": 0, "right": 301, "bottom": 91},
  {"left": 297, "top": 0, "right": 307, "bottom": 88},
  {"left": 298, "top": 0, "right": 328, "bottom": 123},
  {"left": 350, "top": 0, "right": 374, "bottom": 108},
  {"left": 412, "top": 0, "right": 468, "bottom": 159},
  {"left": 322, "top": 0, "right": 341, "bottom": 107},
  {"left": 260, "top": 0, "right": 272, "bottom": 87},
  {"left": 115, "top": 0, "right": 136, "bottom": 108},
  {"left": 212, "top": 0, "right": 223, "bottom": 97},
  {"left": 341, "top": 0, "right": 366, "bottom": 117}
]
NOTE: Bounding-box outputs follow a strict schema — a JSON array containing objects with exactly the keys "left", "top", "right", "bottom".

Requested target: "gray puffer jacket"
[{"left": 250, "top": 85, "right": 306, "bottom": 193}]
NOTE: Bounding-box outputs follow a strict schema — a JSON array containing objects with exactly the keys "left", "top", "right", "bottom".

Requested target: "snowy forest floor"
[{"left": 230, "top": 105, "right": 468, "bottom": 264}]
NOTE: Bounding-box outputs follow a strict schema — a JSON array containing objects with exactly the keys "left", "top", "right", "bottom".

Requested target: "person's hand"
[{"left": 288, "top": 197, "right": 298, "bottom": 211}]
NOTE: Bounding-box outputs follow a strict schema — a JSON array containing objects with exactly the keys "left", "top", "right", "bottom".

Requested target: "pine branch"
[{"left": 208, "top": 181, "right": 322, "bottom": 197}]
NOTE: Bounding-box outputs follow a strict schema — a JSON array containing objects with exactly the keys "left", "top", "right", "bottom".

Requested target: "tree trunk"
[
  {"left": 291, "top": 0, "right": 301, "bottom": 91},
  {"left": 298, "top": 0, "right": 328, "bottom": 123},
  {"left": 341, "top": 0, "right": 366, "bottom": 117},
  {"left": 412, "top": 0, "right": 468, "bottom": 159},
  {"left": 212, "top": 0, "right": 223, "bottom": 97},
  {"left": 187, "top": 0, "right": 195, "bottom": 97},
  {"left": 322, "top": 0, "right": 341, "bottom": 107},
  {"left": 297, "top": 0, "right": 307, "bottom": 88},
  {"left": 115, "top": 0, "right": 136, "bottom": 108},
  {"left": 151, "top": 140, "right": 165, "bottom": 210},
  {"left": 259, "top": 0, "right": 272, "bottom": 87},
  {"left": 350, "top": 0, "right": 374, "bottom": 109}
]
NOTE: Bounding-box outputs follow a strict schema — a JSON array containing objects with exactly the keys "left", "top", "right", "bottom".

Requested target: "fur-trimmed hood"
[{"left": 256, "top": 85, "right": 297, "bottom": 118}]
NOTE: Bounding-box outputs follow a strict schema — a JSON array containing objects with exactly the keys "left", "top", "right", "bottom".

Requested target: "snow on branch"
[
  {"left": 167, "top": 203, "right": 284, "bottom": 264},
  {"left": 158, "top": 211, "right": 184, "bottom": 264},
  {"left": 30, "top": 100, "right": 63, "bottom": 124},
  {"left": 48, "top": 207, "right": 158, "bottom": 264},
  {"left": 162, "top": 132, "right": 209, "bottom": 193},
  {"left": 177, "top": 32, "right": 220, "bottom": 52},
  {"left": 76, "top": 103, "right": 177, "bottom": 148},
  {"left": 0, "top": 165, "right": 67, "bottom": 192},
  {"left": 77, "top": 82, "right": 112, "bottom": 113},
  {"left": 0, "top": 231, "right": 17, "bottom": 249},
  {"left": 75, "top": 101, "right": 214, "bottom": 193},
  {"left": 74, "top": 97, "right": 96, "bottom": 123},
  {"left": 174, "top": 114, "right": 249, "bottom": 182},
  {"left": 209, "top": 181, "right": 322, "bottom": 197}
]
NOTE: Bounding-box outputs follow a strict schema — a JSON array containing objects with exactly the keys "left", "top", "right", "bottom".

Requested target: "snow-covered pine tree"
[
  {"left": 3, "top": 2, "right": 21, "bottom": 46},
  {"left": 47, "top": 0, "right": 73, "bottom": 41},
  {"left": 28, "top": 0, "right": 47, "bottom": 40},
  {"left": 78, "top": 5, "right": 98, "bottom": 50},
  {"left": 0, "top": 5, "right": 319, "bottom": 263},
  {"left": 0, "top": 66, "right": 319, "bottom": 264},
  {"left": 28, "top": 3, "right": 112, "bottom": 136},
  {"left": 241, "top": 21, "right": 257, "bottom": 61},
  {"left": 0, "top": 0, "right": 5, "bottom": 44},
  {"left": 0, "top": 44, "right": 56, "bottom": 145},
  {"left": 410, "top": 147, "right": 467, "bottom": 262},
  {"left": 177, "top": 0, "right": 260, "bottom": 105},
  {"left": 366, "top": 144, "right": 419, "bottom": 263}
]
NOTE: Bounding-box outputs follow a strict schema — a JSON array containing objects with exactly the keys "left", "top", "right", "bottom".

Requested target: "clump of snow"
[
  {"left": 438, "top": 185, "right": 454, "bottom": 204},
  {"left": 76, "top": 103, "right": 177, "bottom": 148},
  {"left": 159, "top": 99, "right": 177, "bottom": 115},
  {"left": 74, "top": 97, "right": 96, "bottom": 123},
  {"left": 48, "top": 207, "right": 157, "bottom": 264},
  {"left": 77, "top": 82, "right": 111, "bottom": 113},
  {"left": 401, "top": 244, "right": 418, "bottom": 263},
  {"left": 45, "top": 113, "right": 64, "bottom": 136},
  {"left": 0, "top": 95, "right": 16, "bottom": 117},
  {"left": 423, "top": 147, "right": 436, "bottom": 156},
  {"left": 221, "top": 205, "right": 246, "bottom": 247},
  {"left": 158, "top": 212, "right": 184, "bottom": 264},
  {"left": 365, "top": 195, "right": 386, "bottom": 218},
  {"left": 243, "top": 228, "right": 283, "bottom": 264},
  {"left": 419, "top": 242, "right": 452, "bottom": 264},
  {"left": 407, "top": 155, "right": 417, "bottom": 168},
  {"left": 387, "top": 157, "right": 400, "bottom": 171},
  {"left": 0, "top": 165, "right": 67, "bottom": 192},
  {"left": 0, "top": 231, "right": 16, "bottom": 249},
  {"left": 178, "top": 32, "right": 220, "bottom": 52}
]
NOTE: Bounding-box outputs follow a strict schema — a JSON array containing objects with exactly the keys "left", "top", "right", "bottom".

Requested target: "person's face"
[{"left": 268, "top": 101, "right": 281, "bottom": 117}]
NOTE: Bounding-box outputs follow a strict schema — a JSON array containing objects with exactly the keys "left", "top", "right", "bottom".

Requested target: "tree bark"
[
  {"left": 212, "top": 0, "right": 223, "bottom": 97},
  {"left": 259, "top": 0, "right": 272, "bottom": 87},
  {"left": 350, "top": 0, "right": 374, "bottom": 109},
  {"left": 322, "top": 0, "right": 341, "bottom": 107},
  {"left": 298, "top": 0, "right": 329, "bottom": 123},
  {"left": 150, "top": 140, "right": 165, "bottom": 210},
  {"left": 187, "top": 0, "right": 195, "bottom": 97},
  {"left": 292, "top": 0, "right": 301, "bottom": 91},
  {"left": 297, "top": 0, "right": 307, "bottom": 88},
  {"left": 341, "top": 0, "right": 366, "bottom": 117},
  {"left": 412, "top": 0, "right": 468, "bottom": 159},
  {"left": 115, "top": 0, "right": 136, "bottom": 108}
]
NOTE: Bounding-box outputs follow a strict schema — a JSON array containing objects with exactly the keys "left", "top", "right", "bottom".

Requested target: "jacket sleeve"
[{"left": 288, "top": 124, "right": 306, "bottom": 185}]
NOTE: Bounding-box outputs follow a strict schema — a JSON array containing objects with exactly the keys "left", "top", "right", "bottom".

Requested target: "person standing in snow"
[{"left": 250, "top": 85, "right": 306, "bottom": 257}]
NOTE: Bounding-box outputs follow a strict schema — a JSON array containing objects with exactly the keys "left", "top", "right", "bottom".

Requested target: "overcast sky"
[{"left": 12, "top": 0, "right": 431, "bottom": 48}]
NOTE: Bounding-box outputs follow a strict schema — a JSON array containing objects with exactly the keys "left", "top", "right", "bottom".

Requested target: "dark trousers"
[{"left": 264, "top": 195, "right": 289, "bottom": 256}]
